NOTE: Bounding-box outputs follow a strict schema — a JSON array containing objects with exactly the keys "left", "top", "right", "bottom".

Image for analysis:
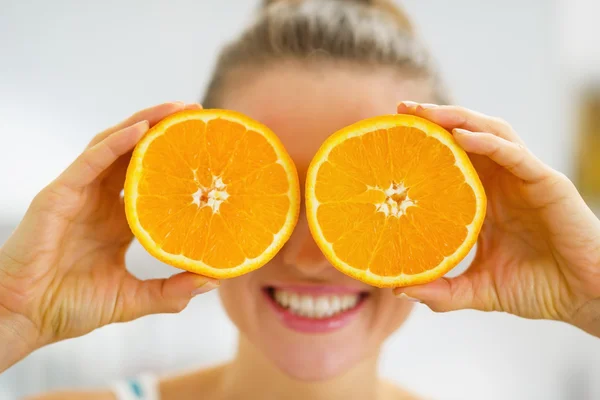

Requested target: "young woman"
[{"left": 1, "top": 1, "right": 599, "bottom": 399}]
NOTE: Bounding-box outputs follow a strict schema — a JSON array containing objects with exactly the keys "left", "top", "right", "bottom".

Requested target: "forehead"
[{"left": 220, "top": 63, "right": 434, "bottom": 176}]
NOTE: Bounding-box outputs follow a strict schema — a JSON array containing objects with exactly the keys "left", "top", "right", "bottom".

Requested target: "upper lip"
[{"left": 264, "top": 284, "right": 368, "bottom": 295}]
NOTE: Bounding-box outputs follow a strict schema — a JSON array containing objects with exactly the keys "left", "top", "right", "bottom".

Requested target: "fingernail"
[
  {"left": 453, "top": 128, "right": 472, "bottom": 135},
  {"left": 173, "top": 101, "right": 185, "bottom": 107},
  {"left": 133, "top": 120, "right": 149, "bottom": 130},
  {"left": 184, "top": 103, "right": 203, "bottom": 110},
  {"left": 396, "top": 292, "right": 421, "bottom": 302},
  {"left": 419, "top": 103, "right": 439, "bottom": 109},
  {"left": 191, "top": 280, "right": 220, "bottom": 296},
  {"left": 399, "top": 100, "right": 419, "bottom": 108}
]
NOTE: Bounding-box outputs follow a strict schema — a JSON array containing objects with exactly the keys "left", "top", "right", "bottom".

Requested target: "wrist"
[
  {"left": 567, "top": 293, "right": 600, "bottom": 338},
  {"left": 0, "top": 305, "right": 41, "bottom": 373},
  {"left": 0, "top": 247, "right": 47, "bottom": 371}
]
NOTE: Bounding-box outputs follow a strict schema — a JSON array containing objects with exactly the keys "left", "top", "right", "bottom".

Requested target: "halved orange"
[
  {"left": 124, "top": 109, "right": 300, "bottom": 279},
  {"left": 306, "top": 114, "right": 486, "bottom": 288}
]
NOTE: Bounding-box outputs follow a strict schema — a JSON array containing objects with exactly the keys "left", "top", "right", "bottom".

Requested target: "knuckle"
[
  {"left": 30, "top": 183, "right": 82, "bottom": 217},
  {"left": 487, "top": 141, "right": 503, "bottom": 158},
  {"left": 30, "top": 186, "right": 64, "bottom": 212},
  {"left": 452, "top": 105, "right": 469, "bottom": 114},
  {"left": 490, "top": 116, "right": 513, "bottom": 131},
  {"left": 510, "top": 144, "right": 528, "bottom": 164},
  {"left": 80, "top": 150, "right": 105, "bottom": 176},
  {"left": 29, "top": 188, "right": 50, "bottom": 211},
  {"left": 97, "top": 135, "right": 126, "bottom": 165},
  {"left": 442, "top": 104, "right": 470, "bottom": 117},
  {"left": 169, "top": 298, "right": 189, "bottom": 313},
  {"left": 87, "top": 131, "right": 106, "bottom": 148},
  {"left": 546, "top": 170, "right": 575, "bottom": 190},
  {"left": 128, "top": 110, "right": 144, "bottom": 124},
  {"left": 554, "top": 171, "right": 572, "bottom": 185}
]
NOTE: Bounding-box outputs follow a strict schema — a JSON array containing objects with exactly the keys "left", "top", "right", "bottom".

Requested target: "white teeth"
[
  {"left": 341, "top": 296, "right": 349, "bottom": 310},
  {"left": 300, "top": 296, "right": 314, "bottom": 318},
  {"left": 315, "top": 297, "right": 329, "bottom": 318},
  {"left": 272, "top": 290, "right": 362, "bottom": 319},
  {"left": 330, "top": 296, "right": 341, "bottom": 314},
  {"left": 342, "top": 295, "right": 358, "bottom": 310},
  {"left": 289, "top": 293, "right": 300, "bottom": 312},
  {"left": 279, "top": 291, "right": 289, "bottom": 308}
]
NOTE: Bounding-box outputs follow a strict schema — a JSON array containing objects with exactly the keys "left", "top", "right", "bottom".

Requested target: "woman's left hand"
[{"left": 394, "top": 102, "right": 600, "bottom": 338}]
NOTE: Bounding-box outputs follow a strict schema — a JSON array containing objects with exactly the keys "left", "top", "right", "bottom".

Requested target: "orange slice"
[
  {"left": 305, "top": 114, "right": 486, "bottom": 287},
  {"left": 124, "top": 109, "right": 300, "bottom": 279}
]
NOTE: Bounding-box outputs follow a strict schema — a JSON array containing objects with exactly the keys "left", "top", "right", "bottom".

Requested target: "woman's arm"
[{"left": 0, "top": 305, "right": 39, "bottom": 376}]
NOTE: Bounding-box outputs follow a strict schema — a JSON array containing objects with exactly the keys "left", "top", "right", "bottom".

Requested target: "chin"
[
  {"left": 255, "top": 285, "right": 372, "bottom": 380},
  {"left": 271, "top": 341, "right": 371, "bottom": 381},
  {"left": 262, "top": 321, "right": 374, "bottom": 381},
  {"left": 218, "top": 264, "right": 413, "bottom": 382}
]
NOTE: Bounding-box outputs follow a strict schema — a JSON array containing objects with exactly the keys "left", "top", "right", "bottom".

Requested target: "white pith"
[
  {"left": 191, "top": 175, "right": 230, "bottom": 212},
  {"left": 374, "top": 182, "right": 417, "bottom": 218}
]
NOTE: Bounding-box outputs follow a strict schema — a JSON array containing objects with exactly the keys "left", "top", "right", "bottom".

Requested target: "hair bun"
[{"left": 262, "top": 0, "right": 415, "bottom": 35}]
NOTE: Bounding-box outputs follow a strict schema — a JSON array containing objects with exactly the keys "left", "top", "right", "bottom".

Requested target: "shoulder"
[
  {"left": 22, "top": 365, "right": 226, "bottom": 400},
  {"left": 160, "top": 364, "right": 227, "bottom": 400},
  {"left": 381, "top": 379, "right": 424, "bottom": 400},
  {"left": 23, "top": 391, "right": 115, "bottom": 400},
  {"left": 23, "top": 373, "right": 155, "bottom": 400}
]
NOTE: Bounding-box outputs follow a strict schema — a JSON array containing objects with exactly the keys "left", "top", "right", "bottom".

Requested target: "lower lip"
[{"left": 263, "top": 289, "right": 367, "bottom": 334}]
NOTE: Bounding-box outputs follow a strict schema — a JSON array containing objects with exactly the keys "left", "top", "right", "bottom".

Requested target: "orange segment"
[
  {"left": 205, "top": 118, "right": 246, "bottom": 176},
  {"left": 306, "top": 114, "right": 486, "bottom": 287},
  {"left": 331, "top": 215, "right": 386, "bottom": 271},
  {"left": 221, "top": 129, "right": 279, "bottom": 183},
  {"left": 124, "top": 109, "right": 300, "bottom": 279},
  {"left": 228, "top": 163, "right": 290, "bottom": 196}
]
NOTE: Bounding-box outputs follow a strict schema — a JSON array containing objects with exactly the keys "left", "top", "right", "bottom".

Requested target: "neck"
[{"left": 219, "top": 335, "right": 382, "bottom": 400}]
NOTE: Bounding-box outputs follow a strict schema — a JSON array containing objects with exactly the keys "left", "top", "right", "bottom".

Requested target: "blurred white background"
[{"left": 1, "top": 1, "right": 600, "bottom": 399}]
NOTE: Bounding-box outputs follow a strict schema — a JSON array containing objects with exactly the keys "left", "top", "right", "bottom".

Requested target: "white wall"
[
  {"left": 558, "top": 0, "right": 600, "bottom": 85},
  {"left": 1, "top": 1, "right": 599, "bottom": 399}
]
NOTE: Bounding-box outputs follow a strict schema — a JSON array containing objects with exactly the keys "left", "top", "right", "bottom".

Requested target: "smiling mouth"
[{"left": 264, "top": 287, "right": 369, "bottom": 319}]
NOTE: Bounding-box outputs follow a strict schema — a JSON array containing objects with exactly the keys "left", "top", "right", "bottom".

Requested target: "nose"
[{"left": 280, "top": 211, "right": 332, "bottom": 276}]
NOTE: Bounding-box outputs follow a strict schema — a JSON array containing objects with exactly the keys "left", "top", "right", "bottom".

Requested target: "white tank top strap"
[{"left": 110, "top": 373, "right": 160, "bottom": 400}]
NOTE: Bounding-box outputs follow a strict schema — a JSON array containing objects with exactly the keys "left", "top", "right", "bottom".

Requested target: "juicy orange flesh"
[
  {"left": 136, "top": 118, "right": 290, "bottom": 268},
  {"left": 315, "top": 125, "right": 476, "bottom": 276}
]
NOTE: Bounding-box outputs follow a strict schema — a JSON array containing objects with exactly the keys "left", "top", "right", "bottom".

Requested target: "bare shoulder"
[
  {"left": 160, "top": 364, "right": 228, "bottom": 400},
  {"left": 381, "top": 379, "right": 424, "bottom": 400},
  {"left": 21, "top": 365, "right": 227, "bottom": 400},
  {"left": 23, "top": 391, "right": 115, "bottom": 400}
]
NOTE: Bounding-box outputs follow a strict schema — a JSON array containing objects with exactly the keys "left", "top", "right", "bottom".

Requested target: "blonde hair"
[{"left": 202, "top": 0, "right": 449, "bottom": 106}]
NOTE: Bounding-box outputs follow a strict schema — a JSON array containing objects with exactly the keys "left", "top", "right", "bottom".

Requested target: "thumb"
[
  {"left": 123, "top": 272, "right": 220, "bottom": 321},
  {"left": 393, "top": 274, "right": 499, "bottom": 313}
]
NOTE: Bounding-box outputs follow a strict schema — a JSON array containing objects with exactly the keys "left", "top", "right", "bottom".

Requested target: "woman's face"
[{"left": 218, "top": 62, "right": 434, "bottom": 381}]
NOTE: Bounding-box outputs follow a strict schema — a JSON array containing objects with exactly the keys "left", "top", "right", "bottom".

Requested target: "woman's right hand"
[{"left": 0, "top": 102, "right": 219, "bottom": 372}]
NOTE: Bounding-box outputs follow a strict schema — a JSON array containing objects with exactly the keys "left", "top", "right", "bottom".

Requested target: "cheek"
[
  {"left": 218, "top": 276, "right": 256, "bottom": 332},
  {"left": 372, "top": 290, "right": 414, "bottom": 337}
]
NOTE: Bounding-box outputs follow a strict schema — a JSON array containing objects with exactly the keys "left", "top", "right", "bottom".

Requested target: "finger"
[
  {"left": 397, "top": 101, "right": 523, "bottom": 144},
  {"left": 453, "top": 128, "right": 550, "bottom": 182},
  {"left": 57, "top": 120, "right": 149, "bottom": 190},
  {"left": 100, "top": 151, "right": 133, "bottom": 194},
  {"left": 87, "top": 102, "right": 187, "bottom": 148},
  {"left": 125, "top": 272, "right": 220, "bottom": 319},
  {"left": 184, "top": 103, "right": 203, "bottom": 110},
  {"left": 393, "top": 274, "right": 500, "bottom": 313}
]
